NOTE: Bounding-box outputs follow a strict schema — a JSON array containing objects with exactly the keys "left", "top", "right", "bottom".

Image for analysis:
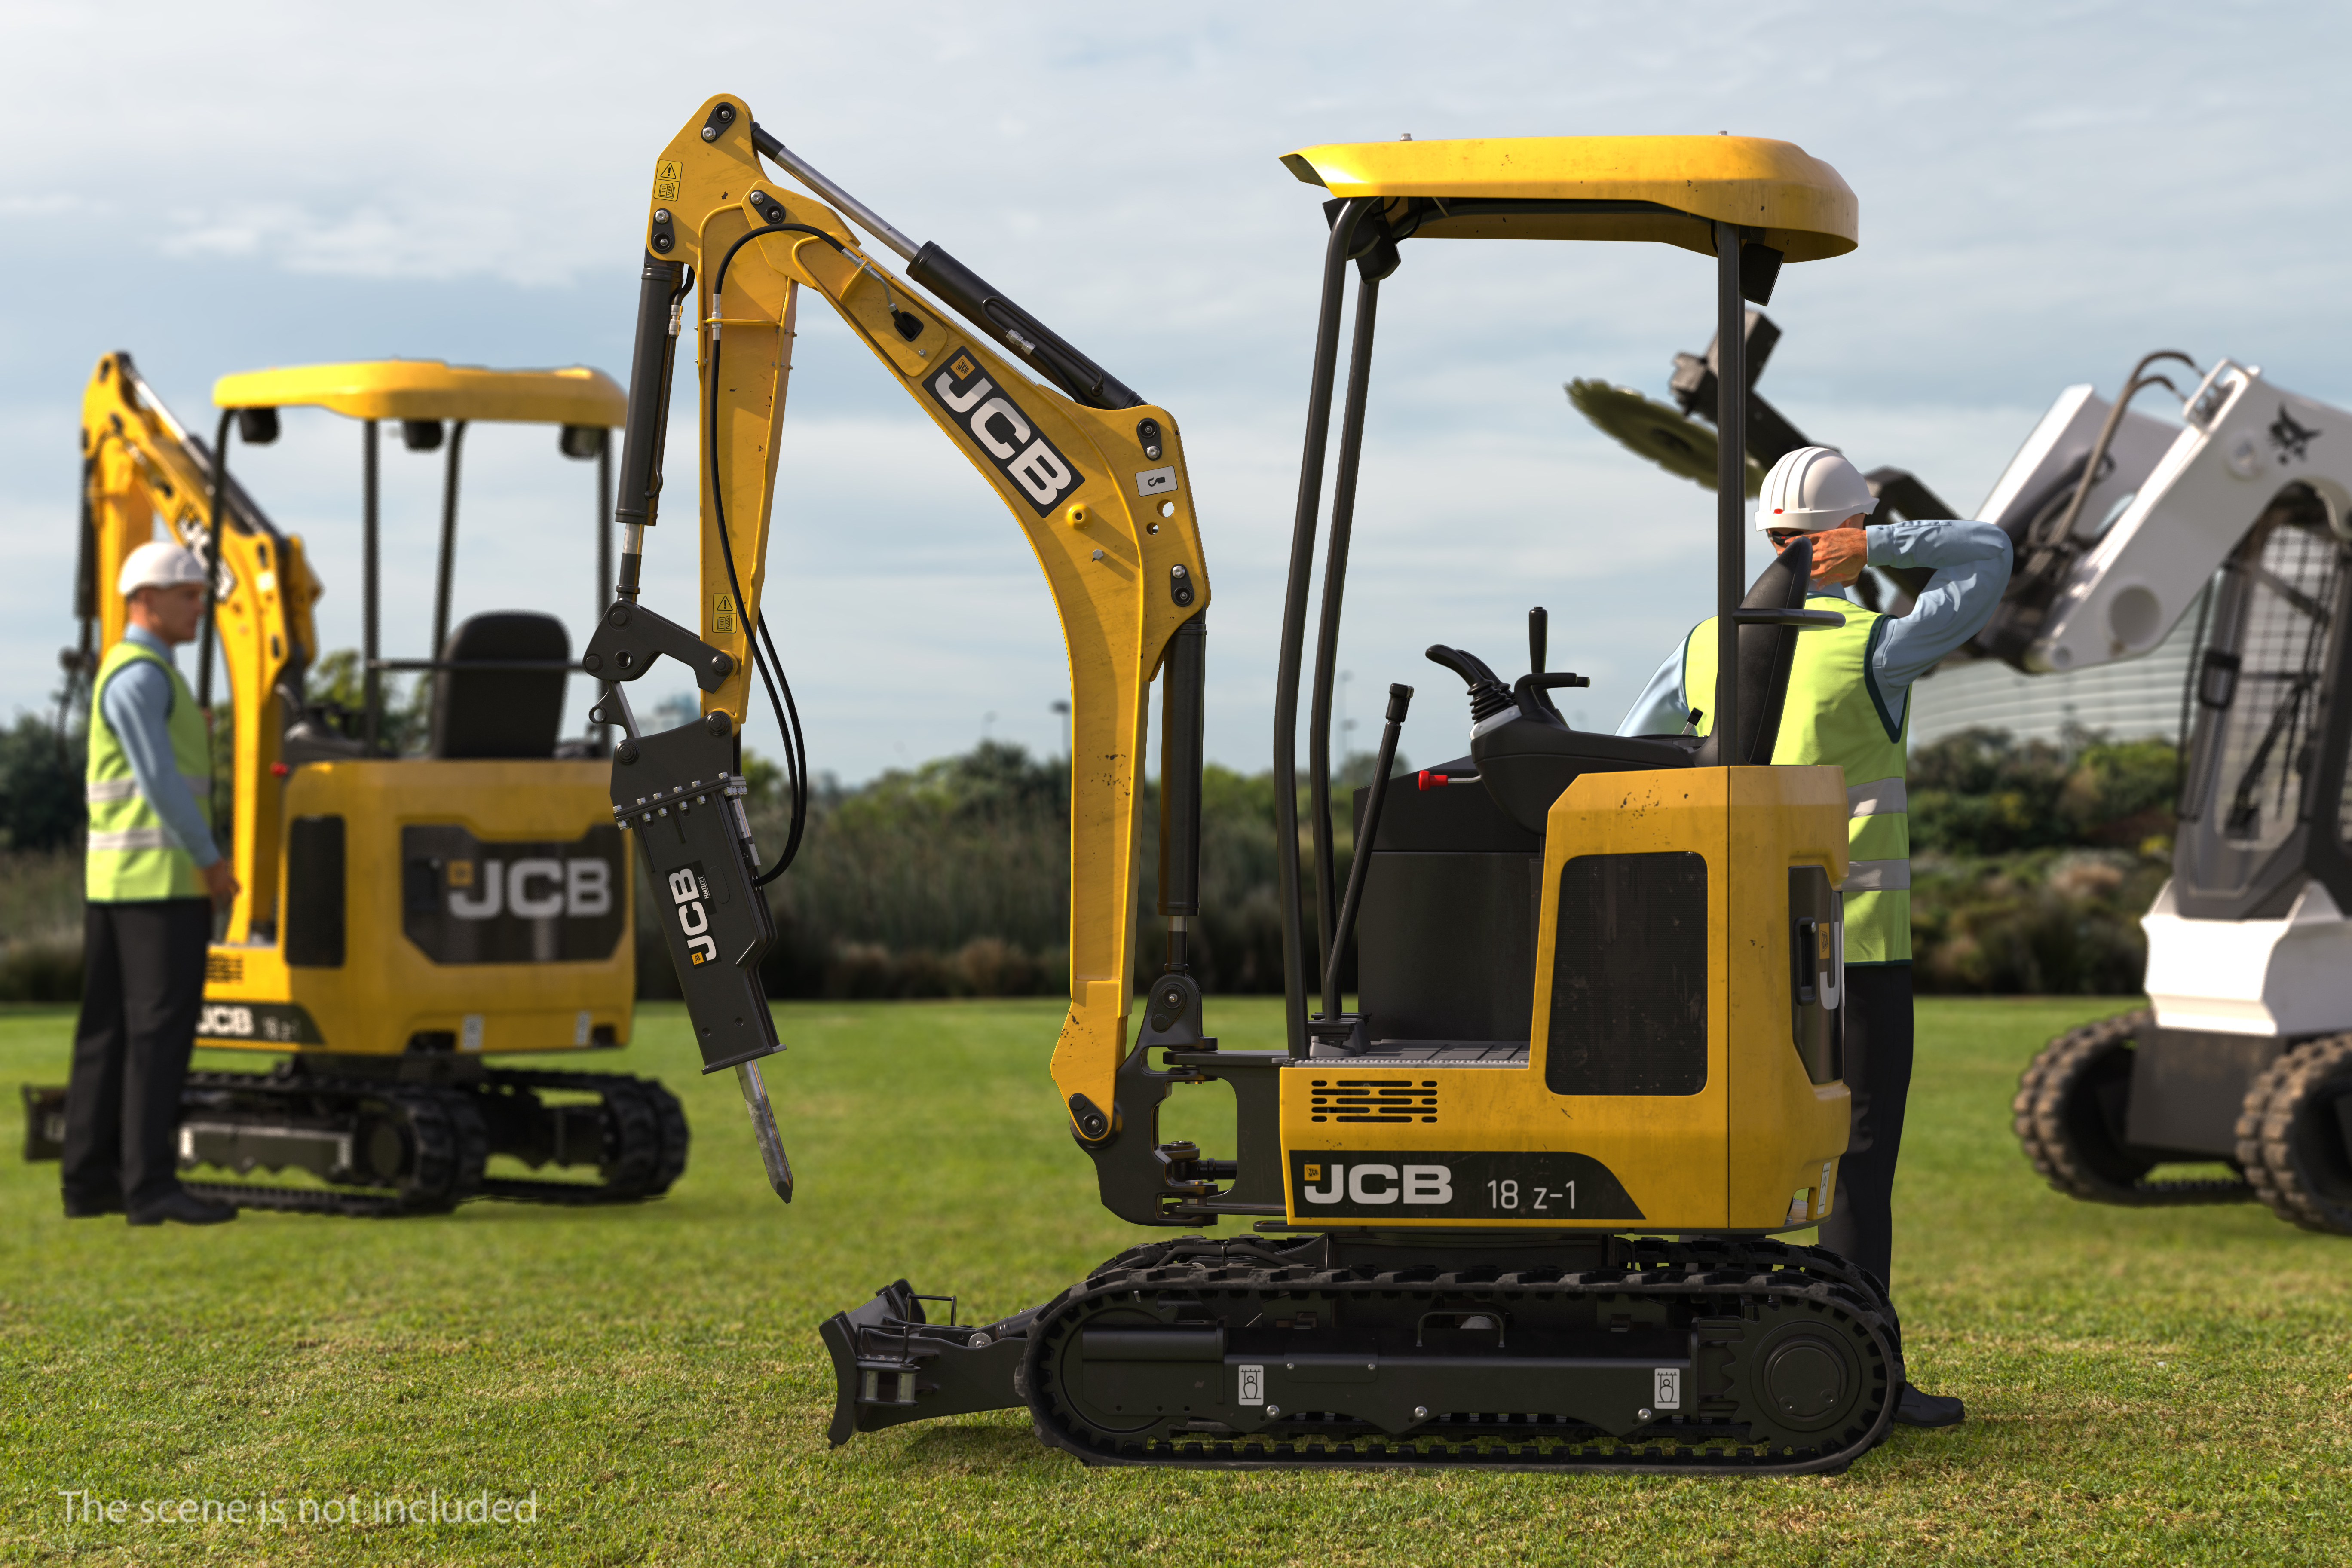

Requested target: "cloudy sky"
[{"left": 7, "top": 0, "right": 2346, "bottom": 782}]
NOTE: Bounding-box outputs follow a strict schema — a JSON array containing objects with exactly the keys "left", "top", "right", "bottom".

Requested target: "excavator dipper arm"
[
  {"left": 602, "top": 95, "right": 1212, "bottom": 1183},
  {"left": 76, "top": 353, "right": 322, "bottom": 947}
]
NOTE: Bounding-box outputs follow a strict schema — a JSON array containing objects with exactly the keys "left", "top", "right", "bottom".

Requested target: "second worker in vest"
[
  {"left": 1617, "top": 445, "right": 2012, "bottom": 1430},
  {"left": 61, "top": 541, "right": 242, "bottom": 1226}
]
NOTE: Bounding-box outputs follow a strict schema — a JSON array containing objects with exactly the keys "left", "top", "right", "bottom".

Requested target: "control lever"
[{"left": 1323, "top": 683, "right": 1413, "bottom": 1023}]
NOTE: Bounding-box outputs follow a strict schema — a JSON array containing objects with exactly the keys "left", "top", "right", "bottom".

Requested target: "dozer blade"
[{"left": 818, "top": 1281, "right": 1035, "bottom": 1446}]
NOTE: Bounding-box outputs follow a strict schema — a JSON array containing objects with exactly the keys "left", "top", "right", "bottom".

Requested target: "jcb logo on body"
[
  {"left": 1299, "top": 1162, "right": 1454, "bottom": 1206},
  {"left": 198, "top": 1004, "right": 255, "bottom": 1037},
  {"left": 447, "top": 858, "right": 613, "bottom": 922},
  {"left": 925, "top": 350, "right": 1081, "bottom": 517},
  {"left": 668, "top": 865, "right": 717, "bottom": 965}
]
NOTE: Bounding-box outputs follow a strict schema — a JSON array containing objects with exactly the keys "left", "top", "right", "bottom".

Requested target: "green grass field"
[{"left": 3, "top": 995, "right": 2348, "bottom": 1566}]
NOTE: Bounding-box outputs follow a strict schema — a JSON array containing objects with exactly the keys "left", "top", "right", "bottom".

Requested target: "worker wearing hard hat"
[
  {"left": 1618, "top": 446, "right": 2011, "bottom": 1430},
  {"left": 60, "top": 541, "right": 240, "bottom": 1226}
]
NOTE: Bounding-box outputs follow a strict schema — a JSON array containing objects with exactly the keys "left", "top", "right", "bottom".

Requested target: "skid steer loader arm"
[{"left": 596, "top": 95, "right": 1212, "bottom": 1198}]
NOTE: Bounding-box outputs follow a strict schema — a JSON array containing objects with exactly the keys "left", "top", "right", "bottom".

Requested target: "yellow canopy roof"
[
  {"left": 1280, "top": 136, "right": 1857, "bottom": 262},
  {"left": 211, "top": 361, "right": 625, "bottom": 425}
]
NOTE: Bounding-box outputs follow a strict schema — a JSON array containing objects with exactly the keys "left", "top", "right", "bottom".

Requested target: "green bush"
[
  {"left": 0, "top": 714, "right": 84, "bottom": 853},
  {"left": 1908, "top": 727, "right": 2180, "bottom": 994},
  {"left": 723, "top": 742, "right": 1335, "bottom": 1001}
]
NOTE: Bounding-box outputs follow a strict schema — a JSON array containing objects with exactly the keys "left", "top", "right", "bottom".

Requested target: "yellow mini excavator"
[
  {"left": 24, "top": 354, "right": 683, "bottom": 1214},
  {"left": 602, "top": 96, "right": 1890, "bottom": 1472}
]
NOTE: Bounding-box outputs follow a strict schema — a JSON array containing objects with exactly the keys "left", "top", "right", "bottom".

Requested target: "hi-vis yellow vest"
[
  {"left": 1683, "top": 592, "right": 1911, "bottom": 963},
  {"left": 86, "top": 640, "right": 212, "bottom": 903}
]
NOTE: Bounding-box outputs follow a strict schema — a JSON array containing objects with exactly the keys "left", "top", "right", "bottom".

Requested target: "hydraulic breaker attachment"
[{"left": 587, "top": 600, "right": 792, "bottom": 1198}]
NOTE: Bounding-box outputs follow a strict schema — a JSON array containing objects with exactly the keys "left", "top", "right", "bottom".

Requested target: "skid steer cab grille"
[
  {"left": 206, "top": 952, "right": 244, "bottom": 985},
  {"left": 1310, "top": 1079, "right": 1439, "bottom": 1124}
]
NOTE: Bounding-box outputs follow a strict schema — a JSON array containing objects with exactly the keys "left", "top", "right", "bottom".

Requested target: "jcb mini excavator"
[
  {"left": 23, "top": 355, "right": 683, "bottom": 1214},
  {"left": 600, "top": 97, "right": 1895, "bottom": 1472},
  {"left": 1579, "top": 315, "right": 2352, "bottom": 1237}
]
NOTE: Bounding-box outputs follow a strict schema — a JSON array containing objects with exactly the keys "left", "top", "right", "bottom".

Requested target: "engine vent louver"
[{"left": 1308, "top": 1079, "right": 1440, "bottom": 1124}]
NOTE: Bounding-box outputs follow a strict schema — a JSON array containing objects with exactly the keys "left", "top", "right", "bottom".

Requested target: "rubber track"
[
  {"left": 2013, "top": 1009, "right": 2251, "bottom": 1206},
  {"left": 474, "top": 1069, "right": 688, "bottom": 1206},
  {"left": 178, "top": 1072, "right": 488, "bottom": 1217},
  {"left": 174, "top": 1068, "right": 685, "bottom": 1214},
  {"left": 1020, "top": 1237, "right": 1899, "bottom": 1476},
  {"left": 2236, "top": 1033, "right": 2352, "bottom": 1234}
]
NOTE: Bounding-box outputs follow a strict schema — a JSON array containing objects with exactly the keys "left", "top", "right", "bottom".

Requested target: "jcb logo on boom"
[
  {"left": 925, "top": 351, "right": 1081, "bottom": 517},
  {"left": 668, "top": 866, "right": 717, "bottom": 966}
]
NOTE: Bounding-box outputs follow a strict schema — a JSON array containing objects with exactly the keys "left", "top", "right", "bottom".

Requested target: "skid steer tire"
[
  {"left": 2014, "top": 1010, "right": 2249, "bottom": 1206},
  {"left": 2236, "top": 1034, "right": 2352, "bottom": 1235}
]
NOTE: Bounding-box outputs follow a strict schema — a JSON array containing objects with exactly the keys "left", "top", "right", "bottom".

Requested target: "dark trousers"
[
  {"left": 63, "top": 898, "right": 211, "bottom": 1208},
  {"left": 1815, "top": 962, "right": 1914, "bottom": 1295}
]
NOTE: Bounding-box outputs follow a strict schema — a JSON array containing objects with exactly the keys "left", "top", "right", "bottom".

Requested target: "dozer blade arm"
[{"left": 607, "top": 95, "right": 1214, "bottom": 1173}]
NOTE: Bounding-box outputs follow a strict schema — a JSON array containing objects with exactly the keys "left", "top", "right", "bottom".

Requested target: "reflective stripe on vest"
[
  {"left": 89, "top": 826, "right": 176, "bottom": 852},
  {"left": 85, "top": 639, "right": 211, "bottom": 903},
  {"left": 1681, "top": 592, "right": 1913, "bottom": 963},
  {"left": 86, "top": 774, "right": 210, "bottom": 803}
]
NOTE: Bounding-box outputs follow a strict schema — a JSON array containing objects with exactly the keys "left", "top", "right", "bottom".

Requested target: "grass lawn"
[{"left": 2, "top": 994, "right": 2347, "bottom": 1566}]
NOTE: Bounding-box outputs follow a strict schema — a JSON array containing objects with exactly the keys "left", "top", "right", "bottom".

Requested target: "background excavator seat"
[{"left": 428, "top": 612, "right": 571, "bottom": 760}]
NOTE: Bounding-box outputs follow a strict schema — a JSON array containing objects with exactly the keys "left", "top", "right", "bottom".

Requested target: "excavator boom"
[{"left": 599, "top": 95, "right": 1212, "bottom": 1182}]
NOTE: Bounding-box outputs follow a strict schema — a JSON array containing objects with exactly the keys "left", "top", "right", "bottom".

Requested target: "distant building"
[{"left": 1908, "top": 602, "right": 2200, "bottom": 750}]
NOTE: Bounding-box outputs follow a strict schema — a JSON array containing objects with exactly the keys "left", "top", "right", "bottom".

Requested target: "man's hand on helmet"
[{"left": 1770, "top": 522, "right": 1868, "bottom": 585}]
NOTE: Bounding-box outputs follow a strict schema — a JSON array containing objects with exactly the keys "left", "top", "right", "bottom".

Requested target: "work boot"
[
  {"left": 126, "top": 1188, "right": 238, "bottom": 1227},
  {"left": 62, "top": 1190, "right": 124, "bottom": 1219},
  {"left": 1893, "top": 1384, "right": 1965, "bottom": 1428}
]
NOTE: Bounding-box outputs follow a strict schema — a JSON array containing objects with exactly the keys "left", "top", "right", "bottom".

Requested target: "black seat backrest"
[
  {"left": 429, "top": 612, "right": 570, "bottom": 760},
  {"left": 1694, "top": 536, "right": 1813, "bottom": 769}
]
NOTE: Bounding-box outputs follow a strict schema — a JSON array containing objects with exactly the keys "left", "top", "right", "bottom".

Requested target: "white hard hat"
[
  {"left": 118, "top": 540, "right": 207, "bottom": 597},
  {"left": 1755, "top": 446, "right": 1879, "bottom": 532}
]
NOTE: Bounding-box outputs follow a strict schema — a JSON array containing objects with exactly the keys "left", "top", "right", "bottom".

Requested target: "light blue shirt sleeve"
[
  {"left": 1865, "top": 518, "right": 2015, "bottom": 703},
  {"left": 1615, "top": 639, "right": 1692, "bottom": 737},
  {"left": 1612, "top": 518, "right": 2011, "bottom": 738},
  {"left": 100, "top": 634, "right": 220, "bottom": 868}
]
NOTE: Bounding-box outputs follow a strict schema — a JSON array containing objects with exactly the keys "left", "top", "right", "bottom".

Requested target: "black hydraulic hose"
[
  {"left": 707, "top": 221, "right": 846, "bottom": 884},
  {"left": 197, "top": 409, "right": 233, "bottom": 710},
  {"left": 755, "top": 609, "right": 809, "bottom": 876},
  {"left": 1307, "top": 272, "right": 1381, "bottom": 981},
  {"left": 1323, "top": 683, "right": 1411, "bottom": 1023},
  {"left": 1272, "top": 197, "right": 1375, "bottom": 1054}
]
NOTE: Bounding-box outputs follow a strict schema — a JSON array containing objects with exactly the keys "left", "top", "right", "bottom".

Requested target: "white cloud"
[{"left": 9, "top": 0, "right": 2352, "bottom": 782}]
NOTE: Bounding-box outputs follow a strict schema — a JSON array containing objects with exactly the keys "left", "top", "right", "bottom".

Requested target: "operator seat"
[{"left": 429, "top": 612, "right": 570, "bottom": 760}]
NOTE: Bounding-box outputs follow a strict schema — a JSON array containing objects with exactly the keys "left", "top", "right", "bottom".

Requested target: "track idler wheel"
[
  {"left": 2236, "top": 1034, "right": 2352, "bottom": 1234},
  {"left": 2013, "top": 1009, "right": 2250, "bottom": 1206}
]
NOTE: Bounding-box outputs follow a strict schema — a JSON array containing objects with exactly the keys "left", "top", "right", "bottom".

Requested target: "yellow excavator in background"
[
  {"left": 600, "top": 95, "right": 1895, "bottom": 1472},
  {"left": 23, "top": 354, "right": 683, "bottom": 1215}
]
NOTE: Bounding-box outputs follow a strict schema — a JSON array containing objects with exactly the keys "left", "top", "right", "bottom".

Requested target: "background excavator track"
[{"left": 163, "top": 1067, "right": 685, "bottom": 1216}]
